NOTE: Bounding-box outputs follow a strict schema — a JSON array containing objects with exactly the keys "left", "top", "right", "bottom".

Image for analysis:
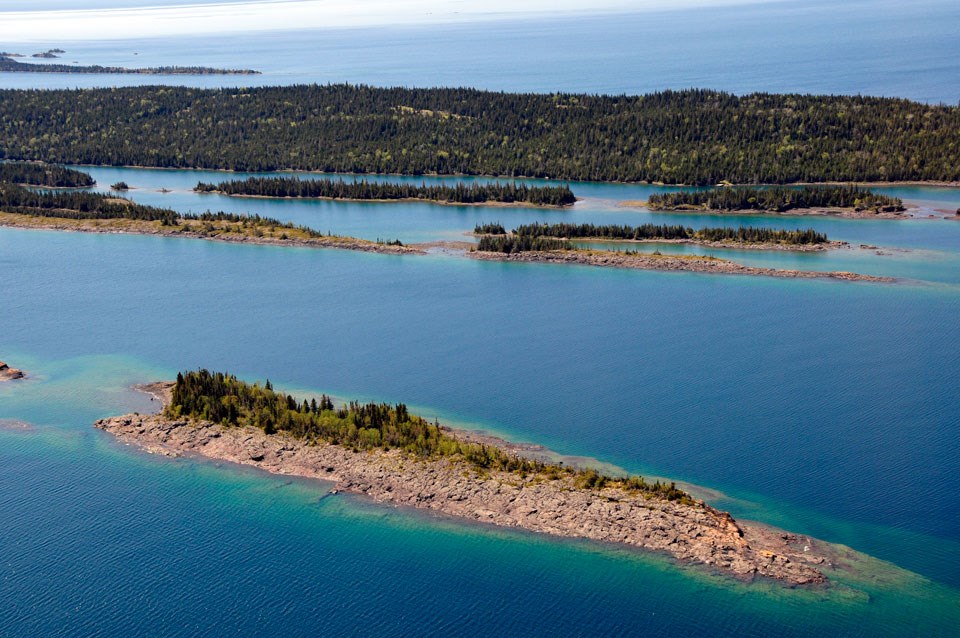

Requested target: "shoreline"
[
  {"left": 0, "top": 213, "right": 422, "bottom": 256},
  {"left": 0, "top": 212, "right": 893, "bottom": 282},
  {"left": 468, "top": 249, "right": 895, "bottom": 283},
  {"left": 484, "top": 234, "right": 849, "bottom": 253},
  {"left": 0, "top": 360, "right": 25, "bottom": 381},
  {"left": 96, "top": 384, "right": 836, "bottom": 586},
  {"left": 624, "top": 203, "right": 917, "bottom": 220},
  {"left": 52, "top": 163, "right": 960, "bottom": 188},
  {"left": 197, "top": 191, "right": 572, "bottom": 209}
]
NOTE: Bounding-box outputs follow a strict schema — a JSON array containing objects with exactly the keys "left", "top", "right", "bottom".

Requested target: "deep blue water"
[{"left": 1, "top": 0, "right": 959, "bottom": 103}]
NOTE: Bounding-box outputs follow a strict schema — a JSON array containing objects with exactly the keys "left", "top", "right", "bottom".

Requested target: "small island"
[
  {"left": 644, "top": 186, "right": 906, "bottom": 218},
  {"left": 195, "top": 177, "right": 577, "bottom": 207},
  {"left": 476, "top": 221, "right": 841, "bottom": 251},
  {"left": 0, "top": 361, "right": 24, "bottom": 381},
  {"left": 97, "top": 370, "right": 835, "bottom": 586},
  {"left": 0, "top": 175, "right": 891, "bottom": 282},
  {"left": 0, "top": 55, "right": 259, "bottom": 75}
]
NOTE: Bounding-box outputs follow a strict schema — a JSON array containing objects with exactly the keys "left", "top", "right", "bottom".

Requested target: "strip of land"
[
  {"left": 0, "top": 55, "right": 258, "bottom": 75},
  {"left": 97, "top": 375, "right": 835, "bottom": 586},
  {"left": 196, "top": 177, "right": 576, "bottom": 207},
  {"left": 468, "top": 248, "right": 892, "bottom": 282}
]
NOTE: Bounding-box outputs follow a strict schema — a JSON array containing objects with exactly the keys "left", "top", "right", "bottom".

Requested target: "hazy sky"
[{"left": 0, "top": 0, "right": 786, "bottom": 42}]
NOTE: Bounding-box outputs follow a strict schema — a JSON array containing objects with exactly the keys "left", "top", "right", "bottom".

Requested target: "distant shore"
[{"left": 200, "top": 191, "right": 573, "bottom": 209}]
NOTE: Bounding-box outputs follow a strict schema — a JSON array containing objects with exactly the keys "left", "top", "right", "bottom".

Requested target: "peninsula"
[
  {"left": 644, "top": 186, "right": 907, "bottom": 218},
  {"left": 0, "top": 162, "right": 96, "bottom": 188},
  {"left": 0, "top": 55, "right": 259, "bottom": 75},
  {"left": 0, "top": 86, "right": 956, "bottom": 184},
  {"left": 97, "top": 371, "right": 835, "bottom": 586},
  {"left": 195, "top": 177, "right": 576, "bottom": 207}
]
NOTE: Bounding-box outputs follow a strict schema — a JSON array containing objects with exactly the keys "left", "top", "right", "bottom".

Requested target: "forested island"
[
  {"left": 0, "top": 86, "right": 956, "bottom": 184},
  {"left": 97, "top": 369, "right": 835, "bottom": 585},
  {"left": 0, "top": 55, "right": 259, "bottom": 75},
  {"left": 0, "top": 162, "right": 95, "bottom": 188},
  {"left": 0, "top": 181, "right": 413, "bottom": 255},
  {"left": 647, "top": 186, "right": 905, "bottom": 215},
  {"left": 477, "top": 221, "right": 833, "bottom": 249},
  {"left": 195, "top": 176, "right": 576, "bottom": 206}
]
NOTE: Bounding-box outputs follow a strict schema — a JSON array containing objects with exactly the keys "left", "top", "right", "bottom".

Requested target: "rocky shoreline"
[
  {"left": 0, "top": 213, "right": 422, "bottom": 256},
  {"left": 97, "top": 395, "right": 834, "bottom": 587},
  {"left": 469, "top": 249, "right": 894, "bottom": 283},
  {"left": 0, "top": 361, "right": 24, "bottom": 381}
]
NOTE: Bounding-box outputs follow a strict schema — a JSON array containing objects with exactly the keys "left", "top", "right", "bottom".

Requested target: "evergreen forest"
[
  {"left": 168, "top": 369, "right": 691, "bottom": 501},
  {"left": 647, "top": 185, "right": 904, "bottom": 212},
  {"left": 0, "top": 86, "right": 956, "bottom": 184},
  {"left": 196, "top": 176, "right": 576, "bottom": 206}
]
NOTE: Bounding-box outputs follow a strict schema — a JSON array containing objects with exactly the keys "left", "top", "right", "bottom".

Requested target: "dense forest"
[
  {"left": 0, "top": 162, "right": 95, "bottom": 187},
  {"left": 0, "top": 56, "right": 258, "bottom": 75},
  {"left": 196, "top": 176, "right": 576, "bottom": 206},
  {"left": 168, "top": 369, "right": 690, "bottom": 500},
  {"left": 0, "top": 86, "right": 957, "bottom": 184},
  {"left": 476, "top": 235, "right": 572, "bottom": 253},
  {"left": 647, "top": 185, "right": 904, "bottom": 212},
  {"left": 0, "top": 182, "right": 321, "bottom": 235},
  {"left": 481, "top": 221, "right": 829, "bottom": 245}
]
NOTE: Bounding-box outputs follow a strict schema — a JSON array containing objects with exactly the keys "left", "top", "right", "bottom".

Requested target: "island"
[
  {"left": 476, "top": 221, "right": 841, "bottom": 251},
  {"left": 0, "top": 181, "right": 415, "bottom": 255},
  {"left": 0, "top": 86, "right": 956, "bottom": 185},
  {"left": 0, "top": 55, "right": 259, "bottom": 75},
  {"left": 0, "top": 361, "right": 24, "bottom": 381},
  {"left": 0, "top": 177, "right": 892, "bottom": 282},
  {"left": 97, "top": 370, "right": 836, "bottom": 586},
  {"left": 644, "top": 186, "right": 907, "bottom": 218},
  {"left": 195, "top": 176, "right": 577, "bottom": 207},
  {"left": 469, "top": 238, "right": 891, "bottom": 282}
]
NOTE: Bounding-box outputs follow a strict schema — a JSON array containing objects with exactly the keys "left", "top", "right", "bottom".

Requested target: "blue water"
[
  {"left": 3, "top": 1, "right": 960, "bottom": 635},
  {"left": 1, "top": 0, "right": 959, "bottom": 103}
]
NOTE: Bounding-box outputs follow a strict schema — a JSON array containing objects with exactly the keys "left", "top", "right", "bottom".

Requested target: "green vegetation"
[
  {"left": 486, "top": 221, "right": 829, "bottom": 245},
  {"left": 196, "top": 176, "right": 576, "bottom": 206},
  {"left": 476, "top": 235, "right": 572, "bottom": 253},
  {"left": 647, "top": 185, "right": 904, "bottom": 212},
  {"left": 0, "top": 86, "right": 956, "bottom": 184},
  {"left": 168, "top": 369, "right": 691, "bottom": 501},
  {"left": 111, "top": 181, "right": 130, "bottom": 191},
  {"left": 474, "top": 222, "right": 506, "bottom": 235},
  {"left": 0, "top": 55, "right": 258, "bottom": 75},
  {"left": 0, "top": 181, "right": 321, "bottom": 234},
  {"left": 0, "top": 162, "right": 94, "bottom": 187}
]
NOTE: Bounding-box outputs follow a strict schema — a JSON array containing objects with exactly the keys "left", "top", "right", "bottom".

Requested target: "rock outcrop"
[
  {"left": 0, "top": 361, "right": 24, "bottom": 381},
  {"left": 97, "top": 413, "right": 831, "bottom": 586}
]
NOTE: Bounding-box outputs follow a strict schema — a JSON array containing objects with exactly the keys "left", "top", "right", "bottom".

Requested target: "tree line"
[
  {"left": 479, "top": 221, "right": 829, "bottom": 245},
  {"left": 0, "top": 161, "right": 95, "bottom": 187},
  {"left": 476, "top": 235, "right": 572, "bottom": 253},
  {"left": 647, "top": 185, "right": 904, "bottom": 212},
  {"left": 168, "top": 369, "right": 691, "bottom": 501},
  {"left": 0, "top": 56, "right": 257, "bottom": 75},
  {"left": 196, "top": 176, "right": 576, "bottom": 206},
  {"left": 0, "top": 181, "right": 323, "bottom": 235},
  {"left": 0, "top": 85, "right": 956, "bottom": 184}
]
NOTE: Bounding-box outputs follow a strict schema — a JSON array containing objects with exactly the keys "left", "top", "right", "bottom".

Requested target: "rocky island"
[
  {"left": 98, "top": 371, "right": 835, "bottom": 586},
  {"left": 0, "top": 361, "right": 25, "bottom": 381}
]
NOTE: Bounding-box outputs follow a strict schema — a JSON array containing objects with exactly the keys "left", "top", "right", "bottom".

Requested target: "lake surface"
[
  {"left": 1, "top": 0, "right": 958, "bottom": 104},
  {"left": 3, "top": 1, "right": 960, "bottom": 635}
]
